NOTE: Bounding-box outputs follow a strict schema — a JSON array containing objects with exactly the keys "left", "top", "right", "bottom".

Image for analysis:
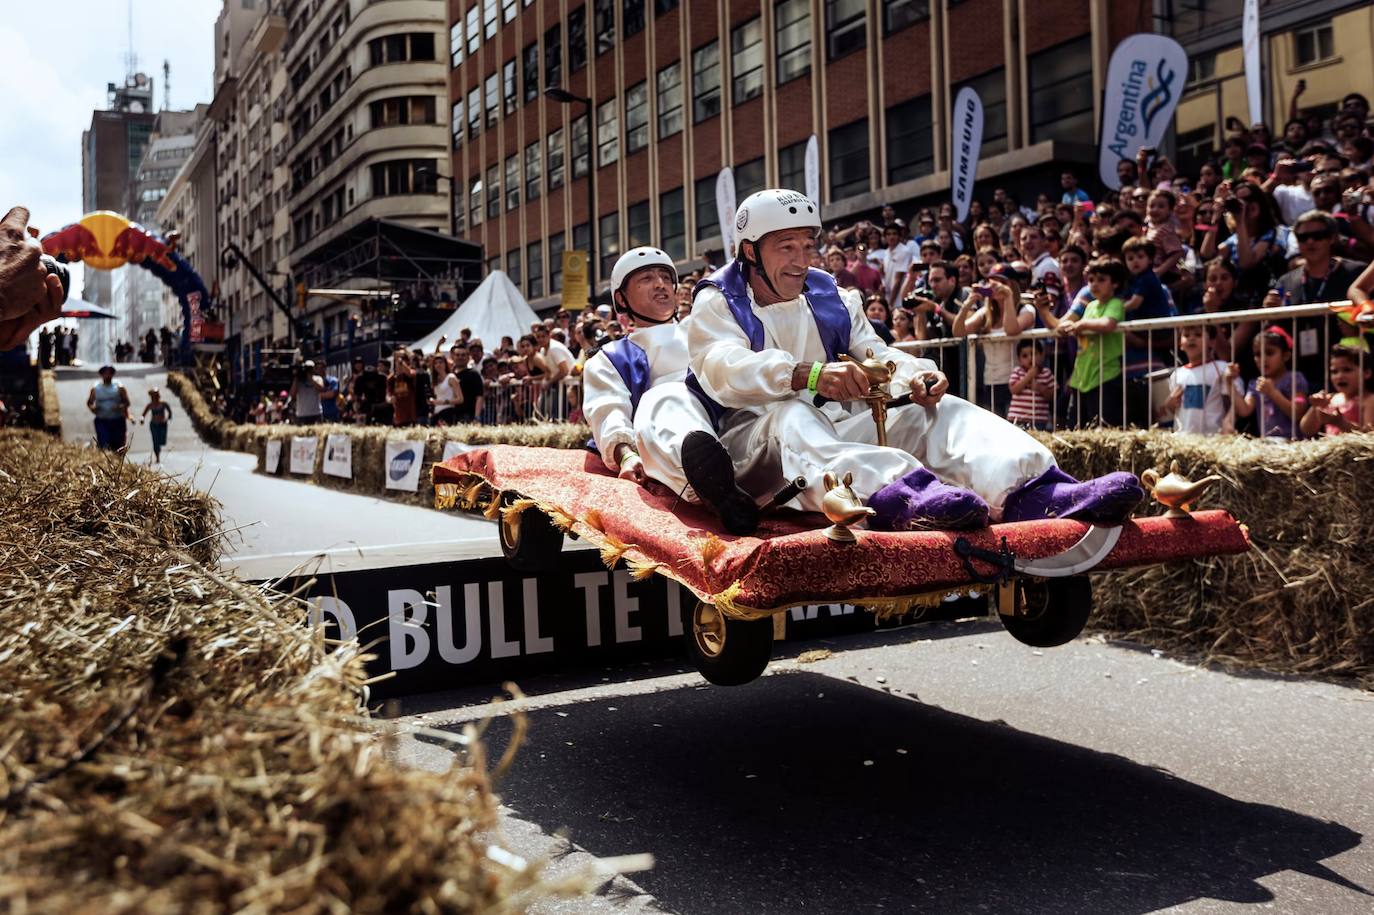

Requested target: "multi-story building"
[
  {"left": 282, "top": 0, "right": 480, "bottom": 372},
  {"left": 209, "top": 0, "right": 293, "bottom": 380},
  {"left": 446, "top": 0, "right": 1150, "bottom": 309}
]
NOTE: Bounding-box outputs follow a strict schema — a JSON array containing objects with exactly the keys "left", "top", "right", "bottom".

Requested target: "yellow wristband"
[{"left": 806, "top": 362, "right": 824, "bottom": 394}]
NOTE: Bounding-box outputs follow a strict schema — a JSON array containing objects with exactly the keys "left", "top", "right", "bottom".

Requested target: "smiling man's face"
[{"left": 753, "top": 228, "right": 819, "bottom": 303}]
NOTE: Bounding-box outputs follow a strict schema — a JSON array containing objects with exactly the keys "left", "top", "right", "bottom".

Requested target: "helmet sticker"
[{"left": 736, "top": 208, "right": 749, "bottom": 231}]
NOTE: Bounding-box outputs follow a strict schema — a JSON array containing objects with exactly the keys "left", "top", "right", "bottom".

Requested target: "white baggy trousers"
[{"left": 633, "top": 380, "right": 716, "bottom": 500}]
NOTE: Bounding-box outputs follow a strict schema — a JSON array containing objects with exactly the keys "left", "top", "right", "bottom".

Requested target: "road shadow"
[{"left": 444, "top": 671, "right": 1366, "bottom": 915}]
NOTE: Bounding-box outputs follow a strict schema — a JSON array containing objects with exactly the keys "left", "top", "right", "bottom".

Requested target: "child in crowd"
[
  {"left": 1165, "top": 325, "right": 1242, "bottom": 434},
  {"left": 1120, "top": 237, "right": 1172, "bottom": 314},
  {"left": 1231, "top": 326, "right": 1309, "bottom": 439},
  {"left": 1006, "top": 339, "right": 1057, "bottom": 431},
  {"left": 139, "top": 388, "right": 175, "bottom": 463},
  {"left": 1299, "top": 344, "right": 1374, "bottom": 436},
  {"left": 1045, "top": 257, "right": 1130, "bottom": 428},
  {"left": 1145, "top": 189, "right": 1185, "bottom": 277}
]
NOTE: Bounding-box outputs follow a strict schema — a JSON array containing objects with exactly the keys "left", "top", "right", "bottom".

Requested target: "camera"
[
  {"left": 1222, "top": 197, "right": 1244, "bottom": 215},
  {"left": 39, "top": 255, "right": 70, "bottom": 304}
]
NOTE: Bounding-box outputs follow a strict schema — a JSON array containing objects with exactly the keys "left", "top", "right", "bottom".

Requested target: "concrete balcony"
[
  {"left": 285, "top": 59, "right": 445, "bottom": 156},
  {"left": 290, "top": 122, "right": 450, "bottom": 208}
]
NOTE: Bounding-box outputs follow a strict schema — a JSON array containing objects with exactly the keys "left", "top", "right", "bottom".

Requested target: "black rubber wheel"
[
  {"left": 498, "top": 500, "right": 565, "bottom": 572},
  {"left": 999, "top": 576, "right": 1094, "bottom": 648},
  {"left": 684, "top": 601, "right": 775, "bottom": 686}
]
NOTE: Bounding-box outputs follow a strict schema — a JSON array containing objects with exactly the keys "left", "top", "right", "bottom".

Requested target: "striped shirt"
[{"left": 1007, "top": 365, "right": 1056, "bottom": 425}]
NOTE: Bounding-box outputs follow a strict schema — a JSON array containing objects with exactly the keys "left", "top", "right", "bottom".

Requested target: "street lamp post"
[{"left": 544, "top": 87, "right": 596, "bottom": 297}]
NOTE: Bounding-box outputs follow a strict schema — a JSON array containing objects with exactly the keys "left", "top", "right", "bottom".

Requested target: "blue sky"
[{"left": 0, "top": 0, "right": 221, "bottom": 295}]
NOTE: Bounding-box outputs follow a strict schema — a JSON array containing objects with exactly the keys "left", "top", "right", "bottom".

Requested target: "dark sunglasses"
[{"left": 1295, "top": 229, "right": 1333, "bottom": 242}]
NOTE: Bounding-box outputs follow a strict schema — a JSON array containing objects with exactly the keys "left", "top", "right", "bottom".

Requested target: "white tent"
[{"left": 410, "top": 270, "right": 542, "bottom": 354}]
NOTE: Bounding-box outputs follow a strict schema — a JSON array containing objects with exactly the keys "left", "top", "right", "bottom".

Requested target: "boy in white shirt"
[{"left": 1165, "top": 324, "right": 1243, "bottom": 434}]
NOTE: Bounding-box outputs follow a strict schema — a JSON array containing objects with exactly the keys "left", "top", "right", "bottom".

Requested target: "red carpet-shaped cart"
[{"left": 434, "top": 446, "right": 1249, "bottom": 686}]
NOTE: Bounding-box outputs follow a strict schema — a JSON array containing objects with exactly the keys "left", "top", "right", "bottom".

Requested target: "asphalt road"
[{"left": 53, "top": 365, "right": 1374, "bottom": 913}]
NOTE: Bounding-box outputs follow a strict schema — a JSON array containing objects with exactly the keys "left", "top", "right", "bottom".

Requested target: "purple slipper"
[
  {"left": 867, "top": 467, "right": 990, "bottom": 531},
  {"left": 1001, "top": 466, "right": 1144, "bottom": 524}
]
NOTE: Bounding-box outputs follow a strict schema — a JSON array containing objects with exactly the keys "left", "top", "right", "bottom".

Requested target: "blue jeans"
[{"left": 94, "top": 417, "right": 127, "bottom": 450}]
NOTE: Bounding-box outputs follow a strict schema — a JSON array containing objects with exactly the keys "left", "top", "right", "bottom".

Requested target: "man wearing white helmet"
[
  {"left": 686, "top": 189, "right": 1143, "bottom": 529},
  {"left": 583, "top": 246, "right": 759, "bottom": 534}
]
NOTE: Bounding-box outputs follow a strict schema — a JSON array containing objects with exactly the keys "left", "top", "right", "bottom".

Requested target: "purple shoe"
[
  {"left": 1001, "top": 466, "right": 1144, "bottom": 524},
  {"left": 867, "top": 468, "right": 990, "bottom": 531}
]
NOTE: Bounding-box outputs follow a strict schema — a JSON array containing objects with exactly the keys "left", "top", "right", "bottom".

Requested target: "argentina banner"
[
  {"left": 1098, "top": 33, "right": 1189, "bottom": 189},
  {"left": 950, "top": 87, "right": 984, "bottom": 222}
]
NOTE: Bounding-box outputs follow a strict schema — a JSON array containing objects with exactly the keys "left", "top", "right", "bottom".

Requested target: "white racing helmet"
[
  {"left": 610, "top": 246, "right": 678, "bottom": 323},
  {"left": 733, "top": 189, "right": 821, "bottom": 297}
]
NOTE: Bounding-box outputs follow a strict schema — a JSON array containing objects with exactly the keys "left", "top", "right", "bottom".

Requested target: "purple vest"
[
  {"left": 586, "top": 338, "right": 652, "bottom": 454},
  {"left": 685, "top": 262, "right": 852, "bottom": 427}
]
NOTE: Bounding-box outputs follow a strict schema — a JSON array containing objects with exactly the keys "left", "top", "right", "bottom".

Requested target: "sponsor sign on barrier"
[
  {"left": 1098, "top": 33, "right": 1188, "bottom": 189},
  {"left": 264, "top": 439, "right": 282, "bottom": 474},
  {"left": 323, "top": 434, "right": 352, "bottom": 478},
  {"left": 289, "top": 436, "right": 317, "bottom": 475},
  {"left": 384, "top": 439, "right": 424, "bottom": 491}
]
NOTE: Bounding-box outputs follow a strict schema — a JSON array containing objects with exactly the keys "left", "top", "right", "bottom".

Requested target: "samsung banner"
[
  {"left": 949, "top": 88, "right": 984, "bottom": 222},
  {"left": 804, "top": 134, "right": 821, "bottom": 206},
  {"left": 715, "top": 167, "right": 737, "bottom": 257},
  {"left": 1243, "top": 0, "right": 1262, "bottom": 127},
  {"left": 1098, "top": 33, "right": 1189, "bottom": 189}
]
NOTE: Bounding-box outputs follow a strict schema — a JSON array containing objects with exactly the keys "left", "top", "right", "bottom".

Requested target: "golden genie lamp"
[
  {"left": 841, "top": 348, "right": 898, "bottom": 446},
  {"left": 1140, "top": 461, "right": 1222, "bottom": 518},
  {"left": 820, "top": 470, "right": 875, "bottom": 542}
]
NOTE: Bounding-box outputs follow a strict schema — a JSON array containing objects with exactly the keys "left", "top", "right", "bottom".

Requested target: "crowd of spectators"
[{"left": 818, "top": 92, "right": 1374, "bottom": 439}]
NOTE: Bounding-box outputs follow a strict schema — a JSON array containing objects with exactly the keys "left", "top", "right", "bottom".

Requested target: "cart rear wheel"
[
  {"left": 498, "top": 499, "right": 565, "bottom": 572},
  {"left": 685, "top": 601, "right": 774, "bottom": 686},
  {"left": 999, "top": 576, "right": 1094, "bottom": 648}
]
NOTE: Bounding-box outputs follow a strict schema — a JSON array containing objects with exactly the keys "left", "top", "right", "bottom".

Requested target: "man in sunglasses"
[{"left": 1265, "top": 210, "right": 1367, "bottom": 385}]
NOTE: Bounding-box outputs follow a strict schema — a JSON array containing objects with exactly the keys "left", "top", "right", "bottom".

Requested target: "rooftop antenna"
[
  {"left": 163, "top": 59, "right": 170, "bottom": 110},
  {"left": 125, "top": 0, "right": 138, "bottom": 82}
]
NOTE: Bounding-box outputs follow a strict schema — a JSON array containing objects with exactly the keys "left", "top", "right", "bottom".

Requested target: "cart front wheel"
[
  {"left": 498, "top": 499, "right": 565, "bottom": 572},
  {"left": 999, "top": 576, "right": 1094, "bottom": 648},
  {"left": 685, "top": 601, "right": 774, "bottom": 686}
]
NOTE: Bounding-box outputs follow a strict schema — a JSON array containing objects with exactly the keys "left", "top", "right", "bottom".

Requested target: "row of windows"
[{"left": 452, "top": 1, "right": 682, "bottom": 71}]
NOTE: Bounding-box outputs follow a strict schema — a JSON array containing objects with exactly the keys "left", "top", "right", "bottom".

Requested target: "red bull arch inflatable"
[{"left": 41, "top": 211, "right": 215, "bottom": 360}]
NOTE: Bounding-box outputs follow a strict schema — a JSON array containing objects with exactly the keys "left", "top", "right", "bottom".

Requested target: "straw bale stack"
[{"left": 0, "top": 430, "right": 589, "bottom": 912}]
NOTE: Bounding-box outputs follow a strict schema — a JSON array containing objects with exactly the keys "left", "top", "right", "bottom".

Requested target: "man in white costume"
[
  {"left": 686, "top": 189, "right": 1143, "bottom": 530},
  {"left": 583, "top": 246, "right": 760, "bottom": 534}
]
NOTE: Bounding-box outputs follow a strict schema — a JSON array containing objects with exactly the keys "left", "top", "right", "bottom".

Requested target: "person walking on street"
[
  {"left": 86, "top": 364, "right": 131, "bottom": 451},
  {"left": 140, "top": 388, "right": 174, "bottom": 463}
]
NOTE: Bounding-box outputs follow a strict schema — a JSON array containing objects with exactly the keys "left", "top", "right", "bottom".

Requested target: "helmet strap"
[{"left": 741, "top": 240, "right": 784, "bottom": 300}]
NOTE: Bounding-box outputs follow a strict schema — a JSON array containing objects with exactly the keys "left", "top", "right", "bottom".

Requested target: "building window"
[
  {"left": 549, "top": 232, "right": 566, "bottom": 292},
  {"left": 883, "top": 0, "right": 928, "bottom": 35},
  {"left": 523, "top": 42, "right": 539, "bottom": 101},
  {"left": 369, "top": 158, "right": 439, "bottom": 197},
  {"left": 574, "top": 223, "right": 590, "bottom": 258},
  {"left": 1186, "top": 52, "right": 1216, "bottom": 88},
  {"left": 452, "top": 99, "right": 464, "bottom": 148},
  {"left": 485, "top": 74, "right": 499, "bottom": 127},
  {"left": 594, "top": 0, "right": 615, "bottom": 55},
  {"left": 731, "top": 19, "right": 764, "bottom": 104},
  {"left": 507, "top": 248, "right": 522, "bottom": 287},
  {"left": 824, "top": 0, "right": 866, "bottom": 61},
  {"left": 596, "top": 101, "right": 619, "bottom": 167},
  {"left": 467, "top": 86, "right": 481, "bottom": 138},
  {"left": 625, "top": 82, "right": 649, "bottom": 154},
  {"left": 487, "top": 163, "right": 500, "bottom": 218},
  {"left": 504, "top": 59, "right": 518, "bottom": 114},
  {"left": 453, "top": 181, "right": 466, "bottom": 234},
  {"left": 659, "top": 187, "right": 685, "bottom": 259},
  {"left": 1294, "top": 20, "right": 1335, "bottom": 67},
  {"left": 486, "top": 255, "right": 499, "bottom": 276},
  {"left": 369, "top": 96, "right": 437, "bottom": 128},
  {"left": 735, "top": 157, "right": 766, "bottom": 199},
  {"left": 466, "top": 5, "right": 480, "bottom": 54},
  {"left": 778, "top": 140, "right": 806, "bottom": 190},
  {"left": 828, "top": 120, "right": 869, "bottom": 200},
  {"left": 886, "top": 94, "right": 933, "bottom": 183},
  {"left": 694, "top": 174, "right": 716, "bottom": 242},
  {"left": 692, "top": 41, "right": 721, "bottom": 123},
  {"left": 1028, "top": 37, "right": 1093, "bottom": 144},
  {"left": 525, "top": 140, "right": 543, "bottom": 200},
  {"left": 505, "top": 155, "right": 520, "bottom": 209},
  {"left": 625, "top": 0, "right": 645, "bottom": 37},
  {"left": 956, "top": 68, "right": 1007, "bottom": 155},
  {"left": 527, "top": 241, "right": 545, "bottom": 297},
  {"left": 599, "top": 211, "right": 620, "bottom": 277},
  {"left": 548, "top": 127, "right": 566, "bottom": 189},
  {"left": 571, "top": 114, "right": 590, "bottom": 178},
  {"left": 627, "top": 200, "right": 651, "bottom": 247},
  {"left": 483, "top": 0, "right": 497, "bottom": 38},
  {"left": 368, "top": 32, "right": 436, "bottom": 65},
  {"left": 503, "top": 0, "right": 517, "bottom": 23},
  {"left": 774, "top": 0, "right": 810, "bottom": 84},
  {"left": 657, "top": 62, "right": 683, "bottom": 138},
  {"left": 544, "top": 24, "right": 562, "bottom": 89},
  {"left": 449, "top": 20, "right": 464, "bottom": 67},
  {"left": 655, "top": 0, "right": 678, "bottom": 12},
  {"left": 568, "top": 6, "right": 587, "bottom": 72}
]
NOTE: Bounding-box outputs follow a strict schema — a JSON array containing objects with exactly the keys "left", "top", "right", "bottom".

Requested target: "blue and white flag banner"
[
  {"left": 1098, "top": 33, "right": 1189, "bottom": 189},
  {"left": 950, "top": 88, "right": 984, "bottom": 222}
]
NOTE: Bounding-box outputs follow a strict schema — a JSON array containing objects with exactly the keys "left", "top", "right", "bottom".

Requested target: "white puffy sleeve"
[
  {"left": 581, "top": 351, "right": 634, "bottom": 469},
  {"left": 686, "top": 286, "right": 797, "bottom": 407}
]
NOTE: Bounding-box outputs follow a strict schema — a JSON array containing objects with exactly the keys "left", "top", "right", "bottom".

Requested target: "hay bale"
[
  {"left": 1037, "top": 428, "right": 1374, "bottom": 687},
  {"left": 0, "top": 429, "right": 591, "bottom": 912}
]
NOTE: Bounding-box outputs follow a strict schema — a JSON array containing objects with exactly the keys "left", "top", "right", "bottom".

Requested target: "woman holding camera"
[
  {"left": 952, "top": 263, "right": 1036, "bottom": 415},
  {"left": 1199, "top": 179, "right": 1286, "bottom": 304}
]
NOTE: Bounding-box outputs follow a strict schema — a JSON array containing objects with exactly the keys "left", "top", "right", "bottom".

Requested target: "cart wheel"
[
  {"left": 498, "top": 499, "right": 565, "bottom": 572},
  {"left": 685, "top": 601, "right": 774, "bottom": 686},
  {"left": 1000, "top": 576, "right": 1094, "bottom": 648}
]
